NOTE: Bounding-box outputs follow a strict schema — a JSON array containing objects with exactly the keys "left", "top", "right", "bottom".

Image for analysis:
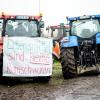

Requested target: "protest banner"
[{"left": 3, "top": 37, "right": 53, "bottom": 77}]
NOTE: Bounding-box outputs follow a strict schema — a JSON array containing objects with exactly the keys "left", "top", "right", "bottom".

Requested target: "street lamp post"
[{"left": 39, "top": 0, "right": 40, "bottom": 14}]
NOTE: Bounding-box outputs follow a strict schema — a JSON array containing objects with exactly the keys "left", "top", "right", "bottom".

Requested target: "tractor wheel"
[{"left": 60, "top": 48, "right": 77, "bottom": 79}]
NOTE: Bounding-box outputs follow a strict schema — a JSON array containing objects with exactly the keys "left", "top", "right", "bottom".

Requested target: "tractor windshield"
[
  {"left": 71, "top": 19, "right": 100, "bottom": 38},
  {"left": 50, "top": 28, "right": 67, "bottom": 40},
  {"left": 52, "top": 28, "right": 63, "bottom": 40},
  {"left": 5, "top": 19, "right": 38, "bottom": 37},
  {"left": 0, "top": 19, "right": 4, "bottom": 37}
]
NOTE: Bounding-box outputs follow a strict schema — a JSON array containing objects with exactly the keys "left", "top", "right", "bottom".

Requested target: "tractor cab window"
[
  {"left": 5, "top": 19, "right": 39, "bottom": 37},
  {"left": 51, "top": 28, "right": 64, "bottom": 40},
  {"left": 53, "top": 28, "right": 62, "bottom": 40},
  {"left": 0, "top": 19, "right": 3, "bottom": 37},
  {"left": 71, "top": 19, "right": 100, "bottom": 38}
]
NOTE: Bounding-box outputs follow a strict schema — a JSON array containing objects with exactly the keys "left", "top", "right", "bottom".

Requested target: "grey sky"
[{"left": 0, "top": 0, "right": 100, "bottom": 25}]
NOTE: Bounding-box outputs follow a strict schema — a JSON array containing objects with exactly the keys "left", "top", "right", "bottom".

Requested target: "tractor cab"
[
  {"left": 68, "top": 15, "right": 100, "bottom": 42},
  {"left": 47, "top": 23, "right": 69, "bottom": 60},
  {"left": 47, "top": 23, "right": 69, "bottom": 41}
]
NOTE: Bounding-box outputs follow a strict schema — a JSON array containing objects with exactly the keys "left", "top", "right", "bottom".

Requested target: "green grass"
[{"left": 50, "top": 61, "right": 64, "bottom": 85}]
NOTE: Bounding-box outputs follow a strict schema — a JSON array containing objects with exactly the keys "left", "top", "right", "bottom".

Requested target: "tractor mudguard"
[
  {"left": 96, "top": 33, "right": 100, "bottom": 44},
  {"left": 61, "top": 36, "right": 78, "bottom": 48}
]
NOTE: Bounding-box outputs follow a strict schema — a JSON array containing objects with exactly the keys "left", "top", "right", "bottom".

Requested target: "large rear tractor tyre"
[{"left": 60, "top": 48, "right": 77, "bottom": 79}]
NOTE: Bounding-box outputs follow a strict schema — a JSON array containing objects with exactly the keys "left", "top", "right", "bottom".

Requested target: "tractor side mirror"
[{"left": 39, "top": 21, "right": 44, "bottom": 28}]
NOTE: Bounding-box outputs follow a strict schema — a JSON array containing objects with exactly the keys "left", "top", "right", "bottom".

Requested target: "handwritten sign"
[{"left": 3, "top": 37, "right": 53, "bottom": 77}]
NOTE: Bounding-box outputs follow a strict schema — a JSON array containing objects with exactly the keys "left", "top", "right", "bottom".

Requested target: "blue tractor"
[{"left": 60, "top": 15, "right": 100, "bottom": 79}]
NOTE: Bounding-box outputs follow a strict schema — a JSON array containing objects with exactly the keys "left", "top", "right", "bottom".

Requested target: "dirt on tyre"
[{"left": 60, "top": 47, "right": 77, "bottom": 79}]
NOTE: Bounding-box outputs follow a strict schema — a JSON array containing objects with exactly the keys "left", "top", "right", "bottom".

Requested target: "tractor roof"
[
  {"left": 67, "top": 14, "right": 100, "bottom": 21},
  {"left": 50, "top": 25, "right": 69, "bottom": 29},
  {"left": 0, "top": 13, "right": 42, "bottom": 20}
]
